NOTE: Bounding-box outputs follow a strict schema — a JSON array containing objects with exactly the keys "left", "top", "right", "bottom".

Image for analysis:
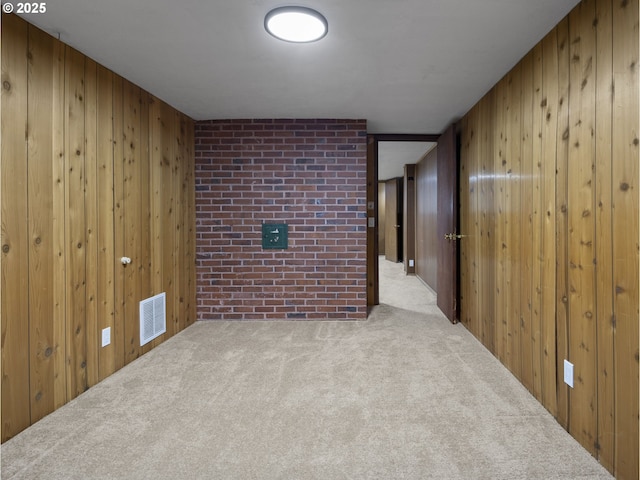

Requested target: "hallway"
[{"left": 378, "top": 256, "right": 438, "bottom": 315}]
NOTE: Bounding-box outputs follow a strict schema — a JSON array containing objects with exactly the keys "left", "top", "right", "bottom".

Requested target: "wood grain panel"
[
  {"left": 541, "top": 24, "right": 561, "bottom": 419},
  {"left": 612, "top": 0, "right": 639, "bottom": 477},
  {"left": 479, "top": 91, "right": 495, "bottom": 353},
  {"left": 161, "top": 101, "right": 177, "bottom": 337},
  {"left": 64, "top": 46, "right": 88, "bottom": 400},
  {"left": 50, "top": 33, "right": 67, "bottom": 413},
  {"left": 530, "top": 42, "right": 544, "bottom": 402},
  {"left": 27, "top": 23, "right": 56, "bottom": 423},
  {"left": 494, "top": 76, "right": 508, "bottom": 364},
  {"left": 458, "top": 0, "right": 639, "bottom": 476},
  {"left": 506, "top": 66, "right": 522, "bottom": 380},
  {"left": 174, "top": 111, "right": 185, "bottom": 333},
  {"left": 1, "top": 16, "right": 196, "bottom": 441},
  {"left": 123, "top": 80, "right": 142, "bottom": 363},
  {"left": 458, "top": 109, "right": 480, "bottom": 337},
  {"left": 404, "top": 164, "right": 416, "bottom": 275},
  {"left": 555, "top": 16, "right": 571, "bottom": 430},
  {"left": 378, "top": 183, "right": 386, "bottom": 253},
  {"left": 567, "top": 0, "right": 598, "bottom": 451},
  {"left": 385, "top": 179, "right": 399, "bottom": 263},
  {"left": 594, "top": 0, "right": 614, "bottom": 471},
  {"left": 139, "top": 90, "right": 153, "bottom": 355},
  {"left": 112, "top": 76, "right": 126, "bottom": 372},
  {"left": 520, "top": 51, "right": 534, "bottom": 392},
  {"left": 1, "top": 13, "right": 30, "bottom": 441},
  {"left": 84, "top": 57, "right": 99, "bottom": 389},
  {"left": 96, "top": 65, "right": 116, "bottom": 382},
  {"left": 149, "top": 96, "right": 164, "bottom": 300},
  {"left": 184, "top": 117, "right": 196, "bottom": 329},
  {"left": 415, "top": 147, "right": 438, "bottom": 291}
]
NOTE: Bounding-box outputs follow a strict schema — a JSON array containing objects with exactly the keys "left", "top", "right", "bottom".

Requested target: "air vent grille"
[{"left": 140, "top": 293, "right": 166, "bottom": 346}]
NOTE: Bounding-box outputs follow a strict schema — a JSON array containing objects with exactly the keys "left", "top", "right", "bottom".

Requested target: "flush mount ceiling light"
[{"left": 264, "top": 6, "right": 328, "bottom": 43}]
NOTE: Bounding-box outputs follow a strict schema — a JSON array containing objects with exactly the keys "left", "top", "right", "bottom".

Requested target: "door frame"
[{"left": 366, "top": 133, "right": 440, "bottom": 311}]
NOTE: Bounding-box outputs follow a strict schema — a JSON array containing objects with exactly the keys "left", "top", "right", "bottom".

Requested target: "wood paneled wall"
[
  {"left": 416, "top": 147, "right": 438, "bottom": 290},
  {"left": 1, "top": 14, "right": 196, "bottom": 441},
  {"left": 404, "top": 164, "right": 416, "bottom": 274},
  {"left": 459, "top": 0, "right": 638, "bottom": 478},
  {"left": 378, "top": 182, "right": 386, "bottom": 253}
]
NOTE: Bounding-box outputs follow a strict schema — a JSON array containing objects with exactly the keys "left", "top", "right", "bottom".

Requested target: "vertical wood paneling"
[
  {"left": 471, "top": 108, "right": 483, "bottom": 340},
  {"left": 520, "top": 52, "right": 534, "bottom": 392},
  {"left": 123, "top": 80, "right": 142, "bottom": 363},
  {"left": 480, "top": 92, "right": 495, "bottom": 354},
  {"left": 139, "top": 91, "right": 153, "bottom": 355},
  {"left": 27, "top": 24, "right": 56, "bottom": 423},
  {"left": 174, "top": 111, "right": 185, "bottom": 333},
  {"left": 150, "top": 96, "right": 164, "bottom": 300},
  {"left": 185, "top": 119, "right": 196, "bottom": 329},
  {"left": 459, "top": 114, "right": 473, "bottom": 332},
  {"left": 84, "top": 58, "right": 99, "bottom": 389},
  {"left": 531, "top": 42, "right": 544, "bottom": 402},
  {"left": 1, "top": 14, "right": 30, "bottom": 441},
  {"left": 594, "top": 0, "right": 615, "bottom": 471},
  {"left": 64, "top": 46, "right": 88, "bottom": 400},
  {"left": 378, "top": 183, "right": 386, "bottom": 254},
  {"left": 506, "top": 66, "right": 522, "bottom": 380},
  {"left": 404, "top": 164, "right": 416, "bottom": 276},
  {"left": 470, "top": 97, "right": 482, "bottom": 341},
  {"left": 112, "top": 76, "right": 126, "bottom": 372},
  {"left": 567, "top": 0, "right": 598, "bottom": 451},
  {"left": 162, "top": 102, "right": 176, "bottom": 337},
  {"left": 49, "top": 37, "right": 68, "bottom": 414},
  {"left": 415, "top": 147, "right": 438, "bottom": 291},
  {"left": 612, "top": 0, "right": 639, "bottom": 477},
  {"left": 96, "top": 65, "right": 116, "bottom": 382},
  {"left": 541, "top": 23, "right": 561, "bottom": 419},
  {"left": 555, "top": 16, "right": 572, "bottom": 430},
  {"left": 494, "top": 77, "right": 507, "bottom": 365},
  {"left": 51, "top": 34, "right": 67, "bottom": 413},
  {"left": 1, "top": 15, "right": 196, "bottom": 441},
  {"left": 459, "top": 0, "right": 639, "bottom": 477}
]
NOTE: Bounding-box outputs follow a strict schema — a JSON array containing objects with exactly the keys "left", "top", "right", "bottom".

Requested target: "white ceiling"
[
  {"left": 378, "top": 142, "right": 435, "bottom": 181},
  {"left": 15, "top": 0, "right": 580, "bottom": 178}
]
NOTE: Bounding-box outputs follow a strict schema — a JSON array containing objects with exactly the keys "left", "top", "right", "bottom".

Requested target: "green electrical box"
[{"left": 262, "top": 223, "right": 288, "bottom": 249}]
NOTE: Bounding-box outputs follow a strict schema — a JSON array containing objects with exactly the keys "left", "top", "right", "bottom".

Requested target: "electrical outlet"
[
  {"left": 101, "top": 327, "right": 111, "bottom": 347},
  {"left": 409, "top": 259, "right": 415, "bottom": 267},
  {"left": 564, "top": 359, "right": 574, "bottom": 388}
]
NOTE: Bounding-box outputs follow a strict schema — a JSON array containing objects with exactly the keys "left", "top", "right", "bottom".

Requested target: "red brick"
[{"left": 196, "top": 119, "right": 368, "bottom": 321}]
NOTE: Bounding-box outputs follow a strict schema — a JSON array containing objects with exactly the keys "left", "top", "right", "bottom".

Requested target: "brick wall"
[{"left": 195, "top": 119, "right": 368, "bottom": 320}]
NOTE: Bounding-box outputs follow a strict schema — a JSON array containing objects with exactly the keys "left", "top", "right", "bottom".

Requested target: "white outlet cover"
[
  {"left": 102, "top": 327, "right": 111, "bottom": 347},
  {"left": 564, "top": 359, "right": 574, "bottom": 388},
  {"left": 409, "top": 259, "right": 415, "bottom": 267}
]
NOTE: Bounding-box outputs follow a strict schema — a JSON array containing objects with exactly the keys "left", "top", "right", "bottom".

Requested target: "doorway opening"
[
  {"left": 367, "top": 134, "right": 437, "bottom": 307},
  {"left": 366, "top": 128, "right": 460, "bottom": 323}
]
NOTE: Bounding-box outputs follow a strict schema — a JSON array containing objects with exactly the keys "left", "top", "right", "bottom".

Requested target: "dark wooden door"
[
  {"left": 437, "top": 123, "right": 460, "bottom": 323},
  {"left": 385, "top": 178, "right": 403, "bottom": 262}
]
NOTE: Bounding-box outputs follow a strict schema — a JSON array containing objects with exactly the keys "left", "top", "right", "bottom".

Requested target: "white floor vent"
[{"left": 140, "top": 293, "right": 166, "bottom": 346}]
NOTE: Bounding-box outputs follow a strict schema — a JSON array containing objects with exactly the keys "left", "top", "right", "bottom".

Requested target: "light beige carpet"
[{"left": 1, "top": 258, "right": 613, "bottom": 479}]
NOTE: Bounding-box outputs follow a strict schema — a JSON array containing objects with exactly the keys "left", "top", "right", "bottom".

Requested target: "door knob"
[
  {"left": 121, "top": 256, "right": 132, "bottom": 265},
  {"left": 444, "top": 233, "right": 467, "bottom": 240}
]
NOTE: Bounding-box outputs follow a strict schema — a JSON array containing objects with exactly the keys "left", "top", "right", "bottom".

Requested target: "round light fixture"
[{"left": 264, "top": 6, "right": 328, "bottom": 43}]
